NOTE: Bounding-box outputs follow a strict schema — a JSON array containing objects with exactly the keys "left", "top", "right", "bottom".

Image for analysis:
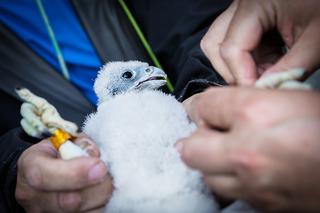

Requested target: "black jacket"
[{"left": 0, "top": 0, "right": 231, "bottom": 212}]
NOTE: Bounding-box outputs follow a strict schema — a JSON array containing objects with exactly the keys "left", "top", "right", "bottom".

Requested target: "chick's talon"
[
  {"left": 16, "top": 88, "right": 78, "bottom": 136},
  {"left": 20, "top": 103, "right": 49, "bottom": 138}
]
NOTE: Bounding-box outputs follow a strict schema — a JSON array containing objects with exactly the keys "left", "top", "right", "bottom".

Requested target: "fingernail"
[
  {"left": 175, "top": 141, "right": 184, "bottom": 155},
  {"left": 88, "top": 162, "right": 107, "bottom": 183}
]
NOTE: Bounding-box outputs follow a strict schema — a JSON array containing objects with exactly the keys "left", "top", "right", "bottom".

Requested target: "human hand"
[
  {"left": 182, "top": 93, "right": 202, "bottom": 117},
  {"left": 15, "top": 134, "right": 113, "bottom": 212},
  {"left": 178, "top": 87, "right": 320, "bottom": 212},
  {"left": 201, "top": 0, "right": 320, "bottom": 85}
]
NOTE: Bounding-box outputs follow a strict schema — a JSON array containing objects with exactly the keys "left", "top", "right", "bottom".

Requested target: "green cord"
[
  {"left": 118, "top": 0, "right": 174, "bottom": 93},
  {"left": 35, "top": 0, "right": 70, "bottom": 80},
  {"left": 36, "top": 0, "right": 174, "bottom": 91}
]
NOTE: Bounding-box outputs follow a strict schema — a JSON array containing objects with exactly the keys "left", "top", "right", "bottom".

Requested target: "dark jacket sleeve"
[
  {"left": 0, "top": 21, "right": 95, "bottom": 212},
  {"left": 0, "top": 128, "right": 35, "bottom": 213},
  {"left": 127, "top": 0, "right": 232, "bottom": 101}
]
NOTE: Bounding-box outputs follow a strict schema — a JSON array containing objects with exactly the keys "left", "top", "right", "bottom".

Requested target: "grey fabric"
[
  {"left": 306, "top": 69, "right": 320, "bottom": 89},
  {"left": 70, "top": 0, "right": 152, "bottom": 64},
  {"left": 0, "top": 23, "right": 95, "bottom": 126}
]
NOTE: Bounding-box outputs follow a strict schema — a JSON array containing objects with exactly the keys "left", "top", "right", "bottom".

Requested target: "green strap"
[
  {"left": 36, "top": 0, "right": 174, "bottom": 92},
  {"left": 35, "top": 0, "right": 70, "bottom": 80},
  {"left": 118, "top": 0, "right": 174, "bottom": 93}
]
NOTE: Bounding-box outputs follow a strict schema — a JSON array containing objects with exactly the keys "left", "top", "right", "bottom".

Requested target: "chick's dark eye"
[{"left": 122, "top": 71, "right": 133, "bottom": 79}]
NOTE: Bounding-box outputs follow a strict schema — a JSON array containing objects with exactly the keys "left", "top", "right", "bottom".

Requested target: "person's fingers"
[
  {"left": 263, "top": 21, "right": 320, "bottom": 78},
  {"left": 197, "top": 88, "right": 304, "bottom": 129},
  {"left": 17, "top": 173, "right": 112, "bottom": 213},
  {"left": 220, "top": 0, "right": 269, "bottom": 85},
  {"left": 193, "top": 87, "right": 252, "bottom": 129},
  {"left": 20, "top": 140, "right": 107, "bottom": 191},
  {"left": 77, "top": 176, "right": 113, "bottom": 212},
  {"left": 203, "top": 175, "right": 241, "bottom": 198},
  {"left": 177, "top": 128, "right": 233, "bottom": 174},
  {"left": 182, "top": 93, "right": 207, "bottom": 126},
  {"left": 74, "top": 133, "right": 100, "bottom": 158},
  {"left": 200, "top": 0, "right": 238, "bottom": 84},
  {"left": 16, "top": 180, "right": 80, "bottom": 213},
  {"left": 183, "top": 88, "right": 246, "bottom": 128},
  {"left": 53, "top": 177, "right": 112, "bottom": 212}
]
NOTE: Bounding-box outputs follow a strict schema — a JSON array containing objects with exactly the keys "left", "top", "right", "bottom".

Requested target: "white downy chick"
[{"left": 83, "top": 61, "right": 219, "bottom": 213}]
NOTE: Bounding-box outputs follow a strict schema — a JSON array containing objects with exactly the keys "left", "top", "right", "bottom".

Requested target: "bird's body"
[
  {"left": 83, "top": 61, "right": 217, "bottom": 212},
  {"left": 84, "top": 90, "right": 217, "bottom": 212}
]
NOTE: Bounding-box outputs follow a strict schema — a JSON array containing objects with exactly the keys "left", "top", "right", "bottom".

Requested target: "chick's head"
[{"left": 94, "top": 61, "right": 167, "bottom": 104}]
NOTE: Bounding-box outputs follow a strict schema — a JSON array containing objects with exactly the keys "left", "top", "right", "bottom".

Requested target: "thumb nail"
[{"left": 88, "top": 162, "right": 107, "bottom": 183}]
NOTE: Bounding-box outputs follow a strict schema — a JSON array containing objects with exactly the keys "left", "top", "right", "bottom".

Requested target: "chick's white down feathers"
[
  {"left": 84, "top": 90, "right": 217, "bottom": 213},
  {"left": 83, "top": 61, "right": 218, "bottom": 212}
]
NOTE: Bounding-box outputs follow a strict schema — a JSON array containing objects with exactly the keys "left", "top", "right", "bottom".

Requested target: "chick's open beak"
[{"left": 135, "top": 66, "right": 167, "bottom": 89}]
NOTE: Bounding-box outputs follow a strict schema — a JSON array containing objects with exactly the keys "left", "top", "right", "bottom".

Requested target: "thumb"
[
  {"left": 263, "top": 22, "right": 320, "bottom": 78},
  {"left": 20, "top": 140, "right": 107, "bottom": 191}
]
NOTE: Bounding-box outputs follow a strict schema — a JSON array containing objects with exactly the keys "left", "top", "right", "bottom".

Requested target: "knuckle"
[
  {"left": 69, "top": 168, "right": 88, "bottom": 186},
  {"left": 70, "top": 160, "right": 102, "bottom": 186},
  {"left": 58, "top": 192, "right": 82, "bottom": 212},
  {"left": 196, "top": 94, "right": 206, "bottom": 109},
  {"left": 226, "top": 77, "right": 236, "bottom": 85},
  {"left": 219, "top": 42, "right": 237, "bottom": 61},
  {"left": 200, "top": 36, "right": 210, "bottom": 53},
  {"left": 15, "top": 187, "right": 32, "bottom": 204},
  {"left": 237, "top": 95, "right": 272, "bottom": 126},
  {"left": 196, "top": 95, "right": 208, "bottom": 116},
  {"left": 24, "top": 167, "right": 44, "bottom": 189},
  {"left": 236, "top": 93, "right": 260, "bottom": 122},
  {"left": 200, "top": 23, "right": 219, "bottom": 54},
  {"left": 237, "top": 101, "right": 257, "bottom": 123},
  {"left": 229, "top": 154, "right": 274, "bottom": 198},
  {"left": 230, "top": 151, "right": 265, "bottom": 178}
]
